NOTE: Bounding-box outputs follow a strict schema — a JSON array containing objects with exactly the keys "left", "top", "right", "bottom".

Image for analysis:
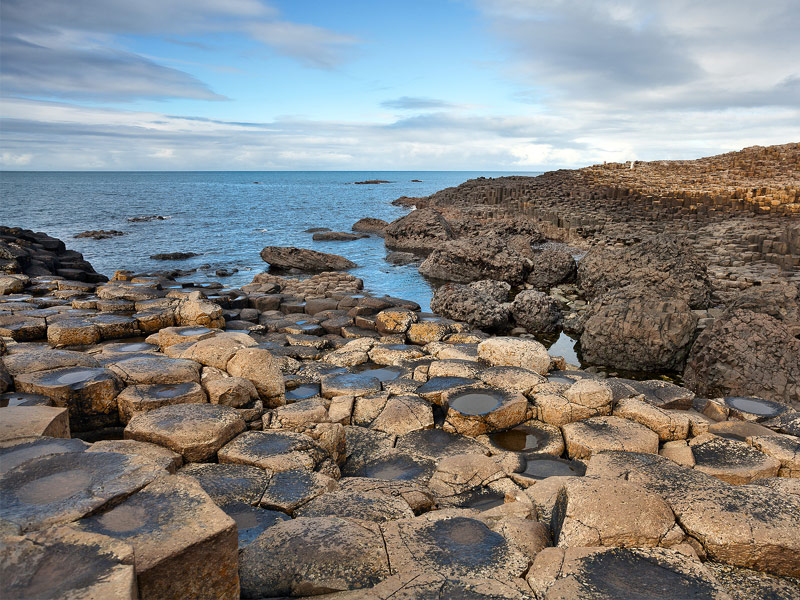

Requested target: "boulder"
[
  {"left": 580, "top": 285, "right": 698, "bottom": 372},
  {"left": 419, "top": 237, "right": 530, "bottom": 285},
  {"left": 510, "top": 290, "right": 562, "bottom": 334},
  {"left": 527, "top": 247, "right": 577, "bottom": 290},
  {"left": 430, "top": 282, "right": 511, "bottom": 331},
  {"left": 477, "top": 337, "right": 550, "bottom": 375},
  {"left": 384, "top": 208, "right": 454, "bottom": 254},
  {"left": 352, "top": 217, "right": 389, "bottom": 236},
  {"left": 577, "top": 234, "right": 712, "bottom": 309},
  {"left": 684, "top": 309, "right": 800, "bottom": 409},
  {"left": 116, "top": 382, "right": 207, "bottom": 424},
  {"left": 260, "top": 246, "right": 356, "bottom": 272},
  {"left": 226, "top": 348, "right": 285, "bottom": 406}
]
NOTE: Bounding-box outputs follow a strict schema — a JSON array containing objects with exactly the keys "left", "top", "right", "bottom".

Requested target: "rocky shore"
[{"left": 1, "top": 144, "right": 800, "bottom": 600}]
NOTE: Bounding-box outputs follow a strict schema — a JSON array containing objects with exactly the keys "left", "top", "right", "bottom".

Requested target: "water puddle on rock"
[
  {"left": 490, "top": 427, "right": 543, "bottom": 452},
  {"left": 285, "top": 383, "right": 321, "bottom": 401},
  {"left": 178, "top": 327, "right": 212, "bottom": 336},
  {"left": 17, "top": 469, "right": 92, "bottom": 505},
  {"left": 724, "top": 396, "right": 786, "bottom": 417},
  {"left": 523, "top": 456, "right": 585, "bottom": 479},
  {"left": 52, "top": 369, "right": 98, "bottom": 386},
  {"left": 356, "top": 365, "right": 403, "bottom": 382},
  {"left": 153, "top": 383, "right": 193, "bottom": 398},
  {"left": 460, "top": 490, "right": 506, "bottom": 511},
  {"left": 94, "top": 504, "right": 149, "bottom": 533},
  {"left": 115, "top": 342, "right": 154, "bottom": 352},
  {"left": 449, "top": 391, "right": 502, "bottom": 416}
]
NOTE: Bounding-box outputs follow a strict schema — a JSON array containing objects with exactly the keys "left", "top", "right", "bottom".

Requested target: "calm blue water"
[{"left": 1, "top": 171, "right": 540, "bottom": 310}]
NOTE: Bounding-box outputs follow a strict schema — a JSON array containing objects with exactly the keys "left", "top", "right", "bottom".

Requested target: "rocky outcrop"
[
  {"left": 684, "top": 309, "right": 800, "bottom": 408},
  {"left": 578, "top": 234, "right": 713, "bottom": 309},
  {"left": 260, "top": 246, "right": 356, "bottom": 272},
  {"left": 384, "top": 208, "right": 454, "bottom": 254},
  {"left": 74, "top": 230, "right": 125, "bottom": 240},
  {"left": 580, "top": 284, "right": 698, "bottom": 372},
  {"left": 352, "top": 217, "right": 389, "bottom": 236},
  {"left": 311, "top": 232, "right": 367, "bottom": 242},
  {"left": 430, "top": 281, "right": 511, "bottom": 331},
  {"left": 510, "top": 290, "right": 562, "bottom": 334},
  {"left": 527, "top": 247, "right": 577, "bottom": 289},
  {"left": 727, "top": 281, "right": 800, "bottom": 336},
  {"left": 0, "top": 226, "right": 107, "bottom": 282},
  {"left": 419, "top": 237, "right": 531, "bottom": 284}
]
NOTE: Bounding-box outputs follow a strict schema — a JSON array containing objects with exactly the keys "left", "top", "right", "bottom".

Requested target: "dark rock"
[
  {"left": 150, "top": 252, "right": 199, "bottom": 261},
  {"left": 578, "top": 234, "right": 712, "bottom": 309},
  {"left": 728, "top": 282, "right": 800, "bottom": 336},
  {"left": 527, "top": 246, "right": 578, "bottom": 290},
  {"left": 684, "top": 309, "right": 800, "bottom": 409},
  {"left": 510, "top": 290, "right": 563, "bottom": 334},
  {"left": 304, "top": 227, "right": 330, "bottom": 233},
  {"left": 419, "top": 237, "right": 530, "bottom": 284},
  {"left": 260, "top": 246, "right": 356, "bottom": 272},
  {"left": 384, "top": 251, "right": 417, "bottom": 265},
  {"left": 384, "top": 208, "right": 455, "bottom": 254},
  {"left": 352, "top": 217, "right": 389, "bottom": 236},
  {"left": 431, "top": 282, "right": 510, "bottom": 331},
  {"left": 354, "top": 179, "right": 391, "bottom": 184},
  {"left": 74, "top": 230, "right": 126, "bottom": 240},
  {"left": 311, "top": 231, "right": 367, "bottom": 242},
  {"left": 580, "top": 284, "right": 698, "bottom": 372},
  {"left": 127, "top": 215, "right": 169, "bottom": 222}
]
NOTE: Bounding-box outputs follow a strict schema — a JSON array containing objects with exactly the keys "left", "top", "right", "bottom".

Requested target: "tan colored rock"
[
  {"left": 226, "top": 347, "right": 285, "bottom": 406},
  {"left": 328, "top": 395, "right": 354, "bottom": 424},
  {"left": 268, "top": 398, "right": 330, "bottom": 429},
  {"left": 2, "top": 348, "right": 99, "bottom": 376},
  {"left": 370, "top": 394, "right": 434, "bottom": 436},
  {"left": 0, "top": 405, "right": 70, "bottom": 441},
  {"left": 554, "top": 477, "right": 677, "bottom": 548},
  {"left": 77, "top": 474, "right": 239, "bottom": 599},
  {"left": 176, "top": 296, "right": 225, "bottom": 328},
  {"left": 525, "top": 476, "right": 579, "bottom": 530},
  {"left": 613, "top": 396, "right": 690, "bottom": 441},
  {"left": 375, "top": 307, "right": 418, "bottom": 334},
  {"left": 478, "top": 365, "right": 546, "bottom": 393},
  {"left": 407, "top": 321, "right": 453, "bottom": 344},
  {"left": 106, "top": 355, "right": 201, "bottom": 385},
  {"left": 368, "top": 343, "right": 425, "bottom": 366},
  {"left": 747, "top": 434, "right": 800, "bottom": 477},
  {"left": 125, "top": 404, "right": 246, "bottom": 462},
  {"left": 202, "top": 376, "right": 258, "bottom": 407},
  {"left": 427, "top": 453, "right": 507, "bottom": 501},
  {"left": 218, "top": 430, "right": 333, "bottom": 474},
  {"left": 0, "top": 527, "right": 137, "bottom": 600},
  {"left": 180, "top": 332, "right": 257, "bottom": 370},
  {"left": 477, "top": 337, "right": 550, "bottom": 375},
  {"left": 116, "top": 382, "right": 207, "bottom": 424},
  {"left": 660, "top": 440, "right": 696, "bottom": 467},
  {"left": 155, "top": 325, "right": 219, "bottom": 350},
  {"left": 690, "top": 433, "right": 781, "bottom": 484},
  {"left": 88, "top": 439, "right": 183, "bottom": 473},
  {"left": 428, "top": 359, "right": 485, "bottom": 380},
  {"left": 0, "top": 436, "right": 87, "bottom": 476},
  {"left": 534, "top": 379, "right": 613, "bottom": 426},
  {"left": 442, "top": 387, "right": 529, "bottom": 437},
  {"left": 562, "top": 416, "right": 660, "bottom": 459},
  {"left": 46, "top": 318, "right": 101, "bottom": 347}
]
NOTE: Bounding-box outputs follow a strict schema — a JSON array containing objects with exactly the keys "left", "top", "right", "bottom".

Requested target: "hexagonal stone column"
[
  {"left": 0, "top": 406, "right": 71, "bottom": 441},
  {"left": 442, "top": 387, "right": 529, "bottom": 437},
  {"left": 78, "top": 474, "right": 239, "bottom": 599},
  {"left": 116, "top": 382, "right": 207, "bottom": 424}
]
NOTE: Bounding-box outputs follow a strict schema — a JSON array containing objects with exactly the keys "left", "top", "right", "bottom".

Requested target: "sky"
[{"left": 1, "top": 0, "right": 799, "bottom": 171}]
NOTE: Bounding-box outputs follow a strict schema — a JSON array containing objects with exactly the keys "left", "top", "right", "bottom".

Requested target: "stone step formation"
[{"left": 2, "top": 169, "right": 800, "bottom": 598}]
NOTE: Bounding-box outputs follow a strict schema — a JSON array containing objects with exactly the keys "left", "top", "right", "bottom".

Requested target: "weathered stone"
[
  {"left": 660, "top": 440, "right": 696, "bottom": 467},
  {"left": 420, "top": 237, "right": 530, "bottom": 285},
  {"left": 527, "top": 247, "right": 577, "bottom": 290},
  {"left": 88, "top": 439, "right": 182, "bottom": 473},
  {"left": 368, "top": 344, "right": 425, "bottom": 366},
  {"left": 369, "top": 394, "right": 434, "bottom": 437},
  {"left": 352, "top": 217, "right": 389, "bottom": 236},
  {"left": 395, "top": 428, "right": 488, "bottom": 461},
  {"left": 430, "top": 282, "right": 511, "bottom": 331},
  {"left": 117, "top": 382, "right": 207, "bottom": 424},
  {"left": 487, "top": 420, "right": 565, "bottom": 457},
  {"left": 511, "top": 290, "right": 563, "bottom": 334},
  {"left": 0, "top": 451, "right": 162, "bottom": 534},
  {"left": 533, "top": 379, "right": 613, "bottom": 427},
  {"left": 427, "top": 453, "right": 507, "bottom": 502},
  {"left": 125, "top": 404, "right": 246, "bottom": 462},
  {"left": 705, "top": 561, "right": 800, "bottom": 600},
  {"left": 239, "top": 516, "right": 390, "bottom": 597},
  {"left": 562, "top": 416, "right": 660, "bottom": 459},
  {"left": 0, "top": 436, "right": 87, "bottom": 476},
  {"left": 406, "top": 319, "right": 455, "bottom": 344},
  {"left": 220, "top": 502, "right": 290, "bottom": 550},
  {"left": 0, "top": 406, "right": 71, "bottom": 441},
  {"left": 442, "top": 387, "right": 529, "bottom": 437},
  {"left": 553, "top": 477, "right": 677, "bottom": 548},
  {"left": 477, "top": 337, "right": 550, "bottom": 375},
  {"left": 2, "top": 348, "right": 99, "bottom": 376},
  {"left": 78, "top": 474, "right": 239, "bottom": 599},
  {"left": 321, "top": 372, "right": 382, "bottom": 398},
  {"left": 0, "top": 527, "right": 137, "bottom": 600},
  {"left": 155, "top": 325, "right": 219, "bottom": 350},
  {"left": 180, "top": 332, "right": 257, "bottom": 370},
  {"left": 218, "top": 430, "right": 334, "bottom": 475},
  {"left": 528, "top": 546, "right": 730, "bottom": 600},
  {"left": 0, "top": 315, "right": 47, "bottom": 342},
  {"left": 226, "top": 347, "right": 285, "bottom": 406},
  {"left": 587, "top": 451, "right": 800, "bottom": 577},
  {"left": 260, "top": 246, "right": 356, "bottom": 271},
  {"left": 384, "top": 208, "right": 455, "bottom": 254},
  {"left": 203, "top": 376, "right": 259, "bottom": 407},
  {"left": 106, "top": 355, "right": 200, "bottom": 386},
  {"left": 479, "top": 365, "right": 546, "bottom": 394},
  {"left": 689, "top": 433, "right": 781, "bottom": 484},
  {"left": 747, "top": 434, "right": 800, "bottom": 477},
  {"left": 614, "top": 396, "right": 690, "bottom": 441},
  {"left": 46, "top": 317, "right": 101, "bottom": 347},
  {"left": 259, "top": 468, "right": 337, "bottom": 514},
  {"left": 375, "top": 308, "right": 418, "bottom": 334},
  {"left": 180, "top": 462, "right": 269, "bottom": 506}
]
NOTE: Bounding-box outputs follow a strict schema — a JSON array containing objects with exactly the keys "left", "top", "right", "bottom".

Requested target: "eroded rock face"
[
  {"left": 384, "top": 208, "right": 454, "bottom": 254},
  {"left": 580, "top": 285, "right": 698, "bottom": 372},
  {"left": 578, "top": 234, "right": 713, "bottom": 309},
  {"left": 562, "top": 416, "right": 660, "bottom": 459},
  {"left": 239, "top": 516, "right": 390, "bottom": 597},
  {"left": 260, "top": 246, "right": 356, "bottom": 272},
  {"left": 527, "top": 247, "right": 577, "bottom": 290},
  {"left": 419, "top": 237, "right": 530, "bottom": 285},
  {"left": 684, "top": 309, "right": 800, "bottom": 408},
  {"left": 430, "top": 282, "right": 511, "bottom": 331}
]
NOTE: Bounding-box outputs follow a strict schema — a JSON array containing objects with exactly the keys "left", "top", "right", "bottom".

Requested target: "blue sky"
[{"left": 1, "top": 0, "right": 799, "bottom": 170}]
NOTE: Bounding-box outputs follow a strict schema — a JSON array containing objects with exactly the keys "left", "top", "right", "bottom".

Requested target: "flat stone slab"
[
  {"left": 295, "top": 487, "right": 415, "bottom": 522},
  {"left": 13, "top": 366, "right": 121, "bottom": 431},
  {"left": 117, "top": 382, "right": 207, "bottom": 423},
  {"left": 106, "top": 355, "right": 201, "bottom": 385},
  {"left": 0, "top": 392, "right": 52, "bottom": 407},
  {"left": 382, "top": 513, "right": 530, "bottom": 580},
  {"left": 0, "top": 436, "right": 88, "bottom": 476},
  {"left": 587, "top": 451, "right": 800, "bottom": 577},
  {"left": 487, "top": 420, "right": 564, "bottom": 456},
  {"left": 0, "top": 405, "right": 71, "bottom": 441},
  {"left": 218, "top": 430, "right": 332, "bottom": 474},
  {"left": 562, "top": 416, "right": 660, "bottom": 459},
  {"left": 258, "top": 468, "right": 337, "bottom": 514},
  {"left": 321, "top": 372, "right": 382, "bottom": 398},
  {"left": 219, "top": 501, "right": 289, "bottom": 550},
  {"left": 78, "top": 474, "right": 239, "bottom": 599},
  {"left": 395, "top": 428, "right": 487, "bottom": 461},
  {"left": 125, "top": 404, "right": 245, "bottom": 462},
  {"left": 479, "top": 365, "right": 546, "bottom": 393},
  {"left": 342, "top": 570, "right": 535, "bottom": 600},
  {"left": 0, "top": 526, "right": 137, "bottom": 600},
  {"left": 747, "top": 434, "right": 800, "bottom": 477},
  {"left": 689, "top": 433, "right": 781, "bottom": 484},
  {"left": 369, "top": 394, "right": 435, "bottom": 437},
  {"left": 87, "top": 439, "right": 183, "bottom": 473},
  {"left": 2, "top": 348, "right": 99, "bottom": 375},
  {"left": 351, "top": 449, "right": 435, "bottom": 484},
  {"left": 415, "top": 376, "right": 477, "bottom": 404},
  {"left": 443, "top": 387, "right": 529, "bottom": 437},
  {"left": 239, "top": 516, "right": 390, "bottom": 597},
  {"left": 0, "top": 451, "right": 162, "bottom": 534},
  {"left": 528, "top": 547, "right": 731, "bottom": 600},
  {"left": 705, "top": 561, "right": 800, "bottom": 600},
  {"left": 180, "top": 462, "right": 269, "bottom": 506}
]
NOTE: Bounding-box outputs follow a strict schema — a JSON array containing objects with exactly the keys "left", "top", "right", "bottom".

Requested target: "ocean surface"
[{"left": 1, "top": 171, "right": 542, "bottom": 312}]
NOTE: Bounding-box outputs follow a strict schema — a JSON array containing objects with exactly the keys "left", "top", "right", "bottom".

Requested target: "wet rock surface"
[{"left": 260, "top": 246, "right": 356, "bottom": 272}]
